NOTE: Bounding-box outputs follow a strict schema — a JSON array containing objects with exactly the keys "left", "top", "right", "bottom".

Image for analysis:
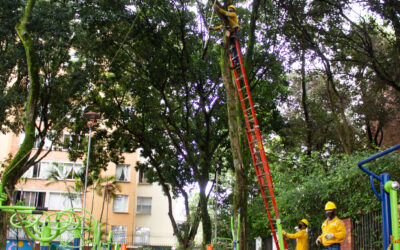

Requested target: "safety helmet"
[
  {"left": 325, "top": 201, "right": 337, "bottom": 210},
  {"left": 228, "top": 5, "right": 236, "bottom": 11},
  {"left": 300, "top": 219, "right": 309, "bottom": 227}
]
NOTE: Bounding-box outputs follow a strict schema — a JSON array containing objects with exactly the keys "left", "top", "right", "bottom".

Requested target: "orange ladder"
[{"left": 229, "top": 38, "right": 287, "bottom": 250}]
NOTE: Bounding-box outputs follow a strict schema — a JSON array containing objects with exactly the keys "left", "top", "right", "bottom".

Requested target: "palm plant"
[
  {"left": 94, "top": 175, "right": 121, "bottom": 238},
  {"left": 46, "top": 163, "right": 82, "bottom": 209}
]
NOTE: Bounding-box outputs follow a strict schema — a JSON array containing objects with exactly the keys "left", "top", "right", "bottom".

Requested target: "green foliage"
[{"left": 245, "top": 146, "right": 400, "bottom": 239}]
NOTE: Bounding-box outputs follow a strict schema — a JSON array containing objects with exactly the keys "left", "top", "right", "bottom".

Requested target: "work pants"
[{"left": 323, "top": 243, "right": 340, "bottom": 250}]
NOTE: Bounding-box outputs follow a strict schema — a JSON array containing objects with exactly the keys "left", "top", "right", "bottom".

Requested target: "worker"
[
  {"left": 209, "top": 4, "right": 240, "bottom": 68},
  {"left": 282, "top": 219, "right": 309, "bottom": 250},
  {"left": 316, "top": 201, "right": 346, "bottom": 249}
]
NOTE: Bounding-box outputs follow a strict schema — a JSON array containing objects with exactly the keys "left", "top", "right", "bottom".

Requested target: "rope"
[
  {"left": 387, "top": 235, "right": 400, "bottom": 250},
  {"left": 201, "top": 0, "right": 218, "bottom": 59}
]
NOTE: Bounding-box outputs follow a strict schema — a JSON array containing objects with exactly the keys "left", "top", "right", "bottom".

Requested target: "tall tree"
[
  {"left": 73, "top": 1, "right": 230, "bottom": 247},
  {"left": 211, "top": 0, "right": 287, "bottom": 248},
  {"left": 0, "top": 1, "right": 102, "bottom": 247}
]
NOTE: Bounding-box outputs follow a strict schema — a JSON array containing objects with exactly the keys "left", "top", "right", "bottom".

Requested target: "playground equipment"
[
  {"left": 10, "top": 211, "right": 73, "bottom": 249},
  {"left": 209, "top": 215, "right": 240, "bottom": 250},
  {"left": 228, "top": 35, "right": 286, "bottom": 249},
  {"left": 230, "top": 215, "right": 240, "bottom": 250},
  {"left": 358, "top": 144, "right": 400, "bottom": 250},
  {"left": 0, "top": 184, "right": 119, "bottom": 250}
]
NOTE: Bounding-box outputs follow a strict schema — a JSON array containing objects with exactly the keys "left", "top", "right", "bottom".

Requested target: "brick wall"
[{"left": 341, "top": 218, "right": 352, "bottom": 250}]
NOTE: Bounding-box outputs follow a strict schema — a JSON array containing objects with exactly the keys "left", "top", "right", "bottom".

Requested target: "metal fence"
[{"left": 352, "top": 211, "right": 382, "bottom": 250}]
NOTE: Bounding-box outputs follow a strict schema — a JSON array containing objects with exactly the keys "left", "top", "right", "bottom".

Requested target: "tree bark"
[
  {"left": 199, "top": 180, "right": 212, "bottom": 246},
  {"left": 99, "top": 191, "right": 106, "bottom": 223},
  {"left": 300, "top": 48, "right": 312, "bottom": 155},
  {"left": 0, "top": 0, "right": 40, "bottom": 248},
  {"left": 219, "top": 36, "right": 248, "bottom": 249}
]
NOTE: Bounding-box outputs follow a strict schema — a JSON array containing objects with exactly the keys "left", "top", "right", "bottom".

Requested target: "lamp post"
[{"left": 80, "top": 111, "right": 100, "bottom": 247}]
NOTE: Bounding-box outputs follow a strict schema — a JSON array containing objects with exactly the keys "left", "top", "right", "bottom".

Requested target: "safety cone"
[
  {"left": 206, "top": 245, "right": 213, "bottom": 250},
  {"left": 121, "top": 244, "right": 127, "bottom": 250}
]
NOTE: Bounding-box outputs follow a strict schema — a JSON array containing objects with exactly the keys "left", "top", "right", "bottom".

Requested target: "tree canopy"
[{"left": 0, "top": 0, "right": 399, "bottom": 249}]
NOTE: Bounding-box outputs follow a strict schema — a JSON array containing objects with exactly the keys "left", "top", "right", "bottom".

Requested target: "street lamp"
[{"left": 81, "top": 111, "right": 100, "bottom": 247}]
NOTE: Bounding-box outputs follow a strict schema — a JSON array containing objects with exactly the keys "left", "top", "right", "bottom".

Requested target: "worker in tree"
[
  {"left": 282, "top": 219, "right": 309, "bottom": 250},
  {"left": 209, "top": 4, "right": 240, "bottom": 68},
  {"left": 316, "top": 201, "right": 346, "bottom": 249}
]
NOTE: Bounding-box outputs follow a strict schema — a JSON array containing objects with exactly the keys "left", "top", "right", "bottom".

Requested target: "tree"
[
  {"left": 0, "top": 0, "right": 91, "bottom": 247},
  {"left": 211, "top": 1, "right": 287, "bottom": 248},
  {"left": 74, "top": 1, "right": 231, "bottom": 246},
  {"left": 94, "top": 175, "right": 120, "bottom": 239}
]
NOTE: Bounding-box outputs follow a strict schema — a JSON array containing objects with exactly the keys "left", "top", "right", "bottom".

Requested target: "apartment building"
[{"left": 0, "top": 131, "right": 176, "bottom": 249}]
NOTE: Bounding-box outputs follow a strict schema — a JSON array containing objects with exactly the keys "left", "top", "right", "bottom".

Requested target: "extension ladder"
[{"left": 229, "top": 38, "right": 288, "bottom": 250}]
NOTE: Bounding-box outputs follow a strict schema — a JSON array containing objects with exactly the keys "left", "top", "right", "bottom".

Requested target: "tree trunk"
[
  {"left": 200, "top": 180, "right": 212, "bottom": 246},
  {"left": 219, "top": 36, "right": 248, "bottom": 249},
  {"left": 0, "top": 0, "right": 40, "bottom": 248},
  {"left": 105, "top": 192, "right": 109, "bottom": 240},
  {"left": 151, "top": 158, "right": 201, "bottom": 249},
  {"left": 300, "top": 48, "right": 312, "bottom": 155},
  {"left": 99, "top": 191, "right": 106, "bottom": 223}
]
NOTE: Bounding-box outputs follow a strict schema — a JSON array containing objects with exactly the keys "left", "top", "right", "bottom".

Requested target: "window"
[
  {"left": 21, "top": 162, "right": 51, "bottom": 179},
  {"left": 53, "top": 162, "right": 84, "bottom": 180},
  {"left": 138, "top": 169, "right": 149, "bottom": 184},
  {"left": 116, "top": 164, "right": 130, "bottom": 182},
  {"left": 111, "top": 225, "right": 127, "bottom": 244},
  {"left": 20, "top": 132, "right": 51, "bottom": 150},
  {"left": 48, "top": 192, "right": 82, "bottom": 210},
  {"left": 8, "top": 226, "right": 28, "bottom": 240},
  {"left": 21, "top": 161, "right": 83, "bottom": 180},
  {"left": 134, "top": 227, "right": 150, "bottom": 246},
  {"left": 13, "top": 191, "right": 46, "bottom": 207},
  {"left": 136, "top": 197, "right": 151, "bottom": 215},
  {"left": 62, "top": 133, "right": 72, "bottom": 150},
  {"left": 113, "top": 195, "right": 129, "bottom": 213}
]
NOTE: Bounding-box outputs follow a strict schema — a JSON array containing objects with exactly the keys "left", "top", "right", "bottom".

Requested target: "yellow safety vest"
[
  {"left": 318, "top": 216, "right": 346, "bottom": 246},
  {"left": 212, "top": 8, "right": 240, "bottom": 31},
  {"left": 285, "top": 229, "right": 308, "bottom": 250}
]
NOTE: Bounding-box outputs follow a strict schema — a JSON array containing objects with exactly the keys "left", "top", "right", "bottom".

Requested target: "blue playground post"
[{"left": 358, "top": 144, "right": 400, "bottom": 250}]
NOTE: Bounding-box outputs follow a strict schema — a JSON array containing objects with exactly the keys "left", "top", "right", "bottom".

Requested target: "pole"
[
  {"left": 385, "top": 181, "right": 400, "bottom": 250},
  {"left": 214, "top": 171, "right": 218, "bottom": 241},
  {"left": 201, "top": 0, "right": 218, "bottom": 59},
  {"left": 80, "top": 125, "right": 92, "bottom": 248}
]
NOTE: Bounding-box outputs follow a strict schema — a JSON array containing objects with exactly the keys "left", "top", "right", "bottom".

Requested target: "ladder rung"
[
  {"left": 263, "top": 193, "right": 274, "bottom": 197},
  {"left": 257, "top": 174, "right": 265, "bottom": 179},
  {"left": 239, "top": 85, "right": 247, "bottom": 91},
  {"left": 242, "top": 96, "right": 249, "bottom": 101},
  {"left": 258, "top": 173, "right": 270, "bottom": 179},
  {"left": 247, "top": 117, "right": 254, "bottom": 123},
  {"left": 249, "top": 140, "right": 257, "bottom": 145},
  {"left": 248, "top": 128, "right": 256, "bottom": 133},
  {"left": 262, "top": 184, "right": 273, "bottom": 188},
  {"left": 245, "top": 107, "right": 252, "bottom": 113}
]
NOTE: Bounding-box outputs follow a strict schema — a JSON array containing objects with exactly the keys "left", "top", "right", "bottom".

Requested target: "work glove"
[
  {"left": 282, "top": 230, "right": 287, "bottom": 236},
  {"left": 316, "top": 238, "right": 322, "bottom": 246},
  {"left": 325, "top": 233, "right": 334, "bottom": 240}
]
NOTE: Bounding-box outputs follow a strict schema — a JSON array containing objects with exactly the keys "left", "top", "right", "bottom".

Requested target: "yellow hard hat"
[
  {"left": 228, "top": 5, "right": 236, "bottom": 10},
  {"left": 325, "top": 201, "right": 337, "bottom": 210},
  {"left": 300, "top": 219, "right": 309, "bottom": 227}
]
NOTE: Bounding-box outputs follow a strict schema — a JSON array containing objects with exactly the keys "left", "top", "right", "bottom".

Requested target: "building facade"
[{"left": 0, "top": 131, "right": 176, "bottom": 249}]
